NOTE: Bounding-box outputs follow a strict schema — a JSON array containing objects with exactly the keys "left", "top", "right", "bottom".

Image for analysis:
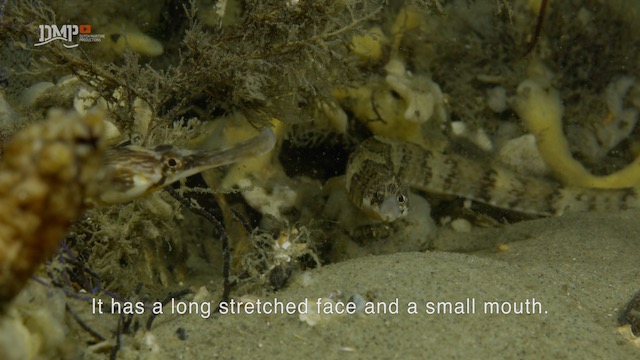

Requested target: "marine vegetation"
[{"left": 1, "top": 0, "right": 640, "bottom": 358}]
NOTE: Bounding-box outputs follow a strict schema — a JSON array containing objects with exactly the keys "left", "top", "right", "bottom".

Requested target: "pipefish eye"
[
  {"left": 164, "top": 157, "right": 181, "bottom": 169},
  {"left": 166, "top": 158, "right": 178, "bottom": 167}
]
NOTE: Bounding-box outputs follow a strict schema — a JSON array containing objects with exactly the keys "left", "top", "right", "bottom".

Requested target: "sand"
[
  {"left": 2, "top": 206, "right": 639, "bottom": 359},
  {"left": 102, "top": 210, "right": 640, "bottom": 359}
]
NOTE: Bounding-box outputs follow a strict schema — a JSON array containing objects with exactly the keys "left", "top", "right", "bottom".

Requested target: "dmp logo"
[{"left": 35, "top": 24, "right": 92, "bottom": 48}]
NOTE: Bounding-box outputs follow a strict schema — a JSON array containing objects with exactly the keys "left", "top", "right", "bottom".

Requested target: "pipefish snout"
[{"left": 91, "top": 127, "right": 276, "bottom": 205}]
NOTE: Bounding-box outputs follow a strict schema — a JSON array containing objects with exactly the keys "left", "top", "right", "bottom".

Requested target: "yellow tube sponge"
[
  {"left": 390, "top": 6, "right": 423, "bottom": 54},
  {"left": 514, "top": 78, "right": 640, "bottom": 188},
  {"left": 349, "top": 27, "right": 388, "bottom": 62},
  {"left": 102, "top": 23, "right": 163, "bottom": 57}
]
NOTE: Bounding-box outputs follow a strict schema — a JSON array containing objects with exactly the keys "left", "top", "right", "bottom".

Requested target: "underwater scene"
[{"left": 1, "top": 0, "right": 640, "bottom": 358}]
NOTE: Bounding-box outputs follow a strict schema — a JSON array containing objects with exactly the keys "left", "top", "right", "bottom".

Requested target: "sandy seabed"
[
  {"left": 84, "top": 209, "right": 639, "bottom": 359},
  {"left": 2, "top": 210, "right": 639, "bottom": 359}
]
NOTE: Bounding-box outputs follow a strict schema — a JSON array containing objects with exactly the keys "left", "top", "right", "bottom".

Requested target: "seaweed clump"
[
  {"left": 1, "top": 0, "right": 383, "bottom": 138},
  {"left": 0, "top": 0, "right": 389, "bottom": 302}
]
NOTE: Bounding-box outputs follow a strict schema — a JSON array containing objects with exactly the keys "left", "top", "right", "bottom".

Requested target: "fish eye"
[
  {"left": 166, "top": 158, "right": 179, "bottom": 168},
  {"left": 397, "top": 194, "right": 406, "bottom": 204}
]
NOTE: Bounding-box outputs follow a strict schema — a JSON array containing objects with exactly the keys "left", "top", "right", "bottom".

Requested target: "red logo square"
[{"left": 79, "top": 24, "right": 91, "bottom": 34}]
